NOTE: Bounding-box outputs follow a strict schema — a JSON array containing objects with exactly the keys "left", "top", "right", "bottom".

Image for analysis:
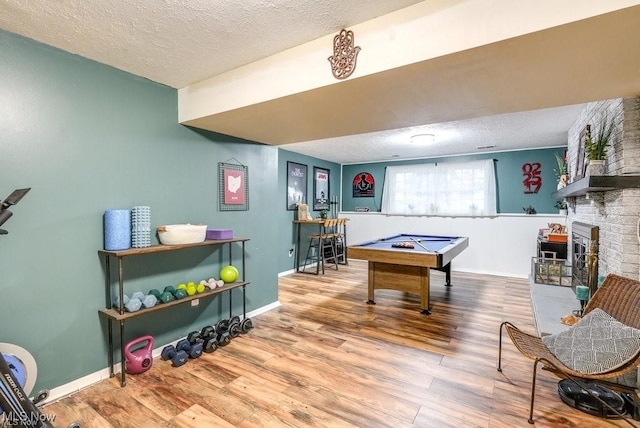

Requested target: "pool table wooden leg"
[
  {"left": 367, "top": 262, "right": 376, "bottom": 304},
  {"left": 420, "top": 267, "right": 431, "bottom": 315}
]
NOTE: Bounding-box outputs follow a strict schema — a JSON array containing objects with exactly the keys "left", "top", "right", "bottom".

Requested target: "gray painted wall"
[
  {"left": 341, "top": 149, "right": 566, "bottom": 214},
  {"left": 277, "top": 150, "right": 340, "bottom": 273},
  {"left": 0, "top": 29, "right": 288, "bottom": 393}
]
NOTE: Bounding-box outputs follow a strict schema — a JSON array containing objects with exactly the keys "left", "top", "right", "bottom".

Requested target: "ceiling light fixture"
[{"left": 410, "top": 134, "right": 435, "bottom": 144}]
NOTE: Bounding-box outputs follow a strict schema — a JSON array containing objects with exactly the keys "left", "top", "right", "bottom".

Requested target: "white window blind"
[{"left": 381, "top": 159, "right": 497, "bottom": 216}]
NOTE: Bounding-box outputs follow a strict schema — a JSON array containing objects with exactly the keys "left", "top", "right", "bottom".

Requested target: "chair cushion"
[{"left": 542, "top": 308, "right": 640, "bottom": 374}]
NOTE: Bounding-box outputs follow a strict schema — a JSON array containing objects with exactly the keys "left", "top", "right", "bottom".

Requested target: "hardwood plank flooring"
[{"left": 42, "top": 260, "right": 636, "bottom": 427}]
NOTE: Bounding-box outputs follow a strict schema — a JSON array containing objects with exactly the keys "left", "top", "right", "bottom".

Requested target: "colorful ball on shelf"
[{"left": 220, "top": 265, "right": 239, "bottom": 283}]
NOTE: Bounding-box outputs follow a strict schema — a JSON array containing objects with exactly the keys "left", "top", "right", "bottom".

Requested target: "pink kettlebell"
[{"left": 124, "top": 335, "right": 154, "bottom": 374}]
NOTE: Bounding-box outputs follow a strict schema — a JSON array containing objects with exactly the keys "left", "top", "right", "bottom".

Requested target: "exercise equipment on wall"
[{"left": 0, "top": 188, "right": 30, "bottom": 235}]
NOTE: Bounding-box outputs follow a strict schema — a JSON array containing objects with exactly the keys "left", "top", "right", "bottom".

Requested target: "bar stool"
[
  {"left": 333, "top": 218, "right": 348, "bottom": 265},
  {"left": 302, "top": 218, "right": 339, "bottom": 274}
]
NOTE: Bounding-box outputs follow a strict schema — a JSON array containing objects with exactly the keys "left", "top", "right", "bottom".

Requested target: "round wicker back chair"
[{"left": 497, "top": 274, "right": 640, "bottom": 424}]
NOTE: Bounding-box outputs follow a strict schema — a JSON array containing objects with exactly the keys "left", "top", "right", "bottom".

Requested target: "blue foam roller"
[{"left": 104, "top": 209, "right": 131, "bottom": 251}]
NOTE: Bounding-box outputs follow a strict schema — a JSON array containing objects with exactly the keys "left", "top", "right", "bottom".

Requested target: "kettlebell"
[{"left": 124, "top": 335, "right": 154, "bottom": 374}]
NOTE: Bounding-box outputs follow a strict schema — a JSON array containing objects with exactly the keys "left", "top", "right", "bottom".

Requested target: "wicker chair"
[{"left": 497, "top": 274, "right": 640, "bottom": 424}]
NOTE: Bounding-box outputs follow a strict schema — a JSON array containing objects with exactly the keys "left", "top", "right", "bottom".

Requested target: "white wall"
[{"left": 341, "top": 212, "right": 566, "bottom": 278}]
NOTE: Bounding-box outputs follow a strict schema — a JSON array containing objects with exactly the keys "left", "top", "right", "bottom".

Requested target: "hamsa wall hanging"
[{"left": 328, "top": 29, "right": 361, "bottom": 80}]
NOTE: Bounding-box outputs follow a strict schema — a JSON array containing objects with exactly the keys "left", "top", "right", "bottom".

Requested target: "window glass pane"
[{"left": 381, "top": 159, "right": 496, "bottom": 216}]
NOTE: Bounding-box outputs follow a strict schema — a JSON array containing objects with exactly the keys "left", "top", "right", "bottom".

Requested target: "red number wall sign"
[{"left": 522, "top": 163, "right": 542, "bottom": 194}]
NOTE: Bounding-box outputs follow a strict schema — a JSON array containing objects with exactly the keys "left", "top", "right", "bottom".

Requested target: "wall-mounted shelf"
[{"left": 552, "top": 175, "right": 640, "bottom": 199}]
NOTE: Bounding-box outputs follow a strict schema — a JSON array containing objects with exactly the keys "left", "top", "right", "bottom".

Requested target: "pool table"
[{"left": 347, "top": 233, "right": 469, "bottom": 314}]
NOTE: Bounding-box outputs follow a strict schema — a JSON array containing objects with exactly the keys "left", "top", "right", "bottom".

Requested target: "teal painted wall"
[
  {"left": 277, "top": 149, "right": 340, "bottom": 273},
  {"left": 341, "top": 148, "right": 566, "bottom": 214},
  {"left": 0, "top": 30, "right": 281, "bottom": 392}
]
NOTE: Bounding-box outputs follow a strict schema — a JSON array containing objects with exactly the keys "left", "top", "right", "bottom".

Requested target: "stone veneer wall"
[
  {"left": 566, "top": 98, "right": 640, "bottom": 281},
  {"left": 565, "top": 98, "right": 640, "bottom": 387}
]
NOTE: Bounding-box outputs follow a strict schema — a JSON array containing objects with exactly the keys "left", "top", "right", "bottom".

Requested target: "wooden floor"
[{"left": 44, "top": 260, "right": 635, "bottom": 427}]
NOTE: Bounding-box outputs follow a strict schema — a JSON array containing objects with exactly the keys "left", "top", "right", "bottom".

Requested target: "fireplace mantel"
[{"left": 552, "top": 175, "right": 640, "bottom": 199}]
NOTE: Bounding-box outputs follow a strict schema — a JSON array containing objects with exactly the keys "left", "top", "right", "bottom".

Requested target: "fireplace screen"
[{"left": 571, "top": 222, "right": 599, "bottom": 297}]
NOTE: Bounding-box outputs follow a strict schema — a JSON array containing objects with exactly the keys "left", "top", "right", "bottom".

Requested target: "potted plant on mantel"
[
  {"left": 584, "top": 115, "right": 615, "bottom": 176},
  {"left": 555, "top": 200, "right": 568, "bottom": 216},
  {"left": 553, "top": 152, "right": 569, "bottom": 190}
]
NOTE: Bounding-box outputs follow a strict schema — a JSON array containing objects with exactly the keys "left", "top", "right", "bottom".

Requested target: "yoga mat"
[{"left": 104, "top": 209, "right": 131, "bottom": 251}]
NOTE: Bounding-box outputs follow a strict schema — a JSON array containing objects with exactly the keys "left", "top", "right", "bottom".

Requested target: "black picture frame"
[
  {"left": 286, "top": 162, "right": 307, "bottom": 210},
  {"left": 218, "top": 162, "right": 249, "bottom": 211},
  {"left": 313, "top": 167, "right": 330, "bottom": 211}
]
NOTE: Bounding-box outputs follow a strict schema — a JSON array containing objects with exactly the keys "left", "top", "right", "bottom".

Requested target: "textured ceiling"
[
  {"left": 283, "top": 105, "right": 586, "bottom": 164},
  {"left": 0, "top": 0, "right": 425, "bottom": 88},
  {"left": 1, "top": 1, "right": 638, "bottom": 164}
]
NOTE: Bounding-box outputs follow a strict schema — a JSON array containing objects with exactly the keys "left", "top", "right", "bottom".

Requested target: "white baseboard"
[
  {"left": 40, "top": 300, "right": 281, "bottom": 406},
  {"left": 278, "top": 269, "right": 295, "bottom": 277},
  {"left": 450, "top": 267, "right": 528, "bottom": 279}
]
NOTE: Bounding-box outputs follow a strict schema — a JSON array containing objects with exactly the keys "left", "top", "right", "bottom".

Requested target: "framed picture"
[
  {"left": 353, "top": 171, "right": 375, "bottom": 197},
  {"left": 574, "top": 125, "right": 590, "bottom": 182},
  {"left": 286, "top": 162, "right": 307, "bottom": 210},
  {"left": 313, "top": 167, "right": 330, "bottom": 211},
  {"left": 218, "top": 162, "right": 249, "bottom": 211}
]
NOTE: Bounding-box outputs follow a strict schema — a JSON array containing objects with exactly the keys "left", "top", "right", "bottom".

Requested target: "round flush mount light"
[{"left": 410, "top": 134, "right": 435, "bottom": 144}]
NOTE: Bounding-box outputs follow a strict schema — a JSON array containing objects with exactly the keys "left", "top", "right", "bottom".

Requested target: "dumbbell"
[
  {"left": 227, "top": 316, "right": 242, "bottom": 338},
  {"left": 164, "top": 285, "right": 187, "bottom": 300},
  {"left": 186, "top": 281, "right": 205, "bottom": 294},
  {"left": 200, "top": 325, "right": 218, "bottom": 353},
  {"left": 113, "top": 294, "right": 142, "bottom": 312},
  {"left": 214, "top": 319, "right": 237, "bottom": 345},
  {"left": 204, "top": 278, "right": 225, "bottom": 289},
  {"left": 176, "top": 283, "right": 193, "bottom": 296},
  {"left": 187, "top": 330, "right": 202, "bottom": 344},
  {"left": 227, "top": 315, "right": 253, "bottom": 334},
  {"left": 160, "top": 345, "right": 188, "bottom": 367},
  {"left": 177, "top": 282, "right": 202, "bottom": 296},
  {"left": 113, "top": 294, "right": 129, "bottom": 308},
  {"left": 214, "top": 319, "right": 232, "bottom": 346},
  {"left": 240, "top": 317, "right": 254, "bottom": 334},
  {"left": 176, "top": 338, "right": 203, "bottom": 359},
  {"left": 149, "top": 288, "right": 174, "bottom": 304},
  {"left": 188, "top": 329, "right": 217, "bottom": 353},
  {"left": 131, "top": 291, "right": 157, "bottom": 309}
]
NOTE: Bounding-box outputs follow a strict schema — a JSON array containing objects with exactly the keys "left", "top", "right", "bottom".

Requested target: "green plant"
[
  {"left": 553, "top": 152, "right": 568, "bottom": 179},
  {"left": 584, "top": 116, "right": 615, "bottom": 160},
  {"left": 554, "top": 200, "right": 567, "bottom": 210}
]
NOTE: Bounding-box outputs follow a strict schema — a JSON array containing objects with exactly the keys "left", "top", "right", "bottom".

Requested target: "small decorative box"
[
  {"left": 548, "top": 233, "right": 568, "bottom": 243},
  {"left": 206, "top": 229, "right": 233, "bottom": 240}
]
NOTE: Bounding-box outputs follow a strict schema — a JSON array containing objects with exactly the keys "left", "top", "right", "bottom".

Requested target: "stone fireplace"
[
  {"left": 556, "top": 97, "right": 640, "bottom": 386},
  {"left": 559, "top": 97, "right": 640, "bottom": 282}
]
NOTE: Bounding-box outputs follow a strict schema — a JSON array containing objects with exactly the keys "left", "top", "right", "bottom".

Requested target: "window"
[{"left": 381, "top": 159, "right": 497, "bottom": 216}]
